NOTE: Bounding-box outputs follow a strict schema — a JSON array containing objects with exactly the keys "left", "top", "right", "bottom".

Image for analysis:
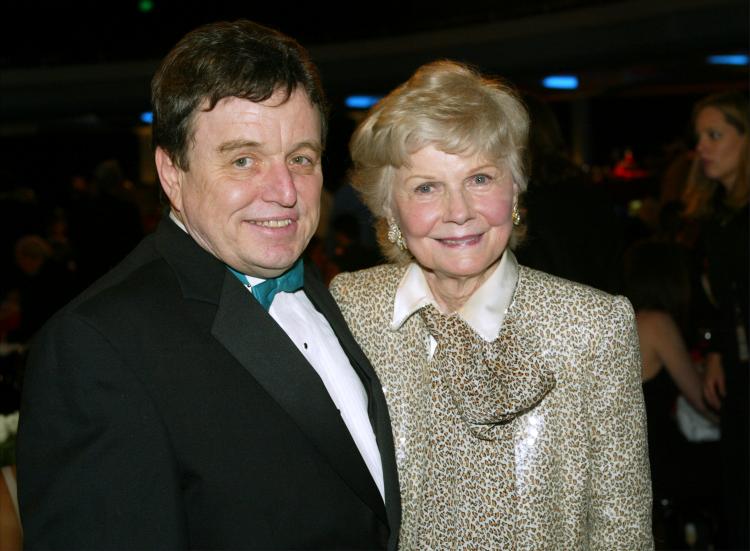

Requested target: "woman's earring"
[
  {"left": 512, "top": 202, "right": 521, "bottom": 226},
  {"left": 387, "top": 218, "right": 408, "bottom": 251}
]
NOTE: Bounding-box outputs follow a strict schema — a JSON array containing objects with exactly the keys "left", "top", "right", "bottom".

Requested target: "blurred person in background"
[
  {"left": 681, "top": 90, "right": 748, "bottom": 550},
  {"left": 0, "top": 464, "right": 21, "bottom": 551},
  {"left": 0, "top": 411, "right": 21, "bottom": 551},
  {"left": 66, "top": 158, "right": 144, "bottom": 287},
  {"left": 515, "top": 94, "right": 625, "bottom": 294},
  {"left": 331, "top": 60, "right": 652, "bottom": 550},
  {"left": 0, "top": 235, "right": 75, "bottom": 346},
  {"left": 622, "top": 238, "right": 721, "bottom": 548}
]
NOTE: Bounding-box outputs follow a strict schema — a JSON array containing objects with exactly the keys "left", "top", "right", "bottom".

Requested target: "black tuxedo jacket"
[{"left": 17, "top": 218, "right": 401, "bottom": 550}]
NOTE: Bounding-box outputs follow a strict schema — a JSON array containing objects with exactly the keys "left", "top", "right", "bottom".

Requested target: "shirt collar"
[
  {"left": 169, "top": 209, "right": 187, "bottom": 232},
  {"left": 391, "top": 249, "right": 519, "bottom": 342}
]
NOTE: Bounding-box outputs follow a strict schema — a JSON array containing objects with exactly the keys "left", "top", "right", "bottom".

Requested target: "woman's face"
[
  {"left": 695, "top": 106, "right": 747, "bottom": 190},
  {"left": 391, "top": 144, "right": 516, "bottom": 283}
]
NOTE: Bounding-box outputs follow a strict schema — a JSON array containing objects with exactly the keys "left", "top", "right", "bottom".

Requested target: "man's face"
[{"left": 160, "top": 89, "right": 323, "bottom": 278}]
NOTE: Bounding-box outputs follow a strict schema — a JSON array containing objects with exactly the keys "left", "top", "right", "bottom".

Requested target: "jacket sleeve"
[
  {"left": 587, "top": 296, "right": 654, "bottom": 550},
  {"left": 17, "top": 312, "right": 187, "bottom": 550}
]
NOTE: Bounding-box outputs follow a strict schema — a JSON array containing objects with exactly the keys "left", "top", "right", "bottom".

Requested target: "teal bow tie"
[{"left": 228, "top": 259, "right": 304, "bottom": 311}]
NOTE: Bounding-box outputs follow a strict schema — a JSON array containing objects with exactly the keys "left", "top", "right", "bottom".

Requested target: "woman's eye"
[
  {"left": 709, "top": 130, "right": 722, "bottom": 140},
  {"left": 472, "top": 174, "right": 491, "bottom": 185},
  {"left": 415, "top": 183, "right": 433, "bottom": 194}
]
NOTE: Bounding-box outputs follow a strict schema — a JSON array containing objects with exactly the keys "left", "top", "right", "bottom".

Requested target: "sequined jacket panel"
[{"left": 330, "top": 263, "right": 653, "bottom": 551}]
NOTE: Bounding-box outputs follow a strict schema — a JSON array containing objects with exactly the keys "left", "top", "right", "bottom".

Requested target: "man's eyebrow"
[
  {"left": 217, "top": 140, "right": 261, "bottom": 153},
  {"left": 216, "top": 140, "right": 323, "bottom": 155},
  {"left": 292, "top": 141, "right": 324, "bottom": 155}
]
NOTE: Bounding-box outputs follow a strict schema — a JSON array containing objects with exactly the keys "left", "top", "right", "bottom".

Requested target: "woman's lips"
[{"left": 437, "top": 234, "right": 482, "bottom": 247}]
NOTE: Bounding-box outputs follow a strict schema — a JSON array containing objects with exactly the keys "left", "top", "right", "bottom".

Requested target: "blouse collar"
[{"left": 391, "top": 249, "right": 519, "bottom": 341}]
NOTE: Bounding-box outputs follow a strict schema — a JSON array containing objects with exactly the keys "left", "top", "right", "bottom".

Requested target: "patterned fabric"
[
  {"left": 330, "top": 264, "right": 653, "bottom": 551},
  {"left": 419, "top": 304, "right": 555, "bottom": 440}
]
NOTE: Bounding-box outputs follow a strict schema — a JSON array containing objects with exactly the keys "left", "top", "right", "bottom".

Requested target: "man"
[{"left": 17, "top": 20, "right": 400, "bottom": 550}]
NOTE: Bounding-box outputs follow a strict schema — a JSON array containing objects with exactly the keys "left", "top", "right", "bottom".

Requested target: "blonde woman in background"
[{"left": 681, "top": 90, "right": 748, "bottom": 550}]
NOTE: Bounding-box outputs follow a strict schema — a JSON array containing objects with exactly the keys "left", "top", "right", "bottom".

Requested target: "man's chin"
[{"left": 240, "top": 254, "right": 303, "bottom": 279}]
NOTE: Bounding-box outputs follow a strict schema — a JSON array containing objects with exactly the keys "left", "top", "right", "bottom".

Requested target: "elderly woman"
[{"left": 330, "top": 60, "right": 652, "bottom": 550}]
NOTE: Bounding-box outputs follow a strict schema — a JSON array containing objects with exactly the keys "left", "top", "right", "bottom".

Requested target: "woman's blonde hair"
[
  {"left": 682, "top": 91, "right": 749, "bottom": 219},
  {"left": 349, "top": 60, "right": 529, "bottom": 264}
]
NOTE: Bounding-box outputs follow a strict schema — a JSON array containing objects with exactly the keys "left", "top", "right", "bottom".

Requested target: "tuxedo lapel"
[
  {"left": 211, "top": 270, "right": 387, "bottom": 523},
  {"left": 303, "top": 271, "right": 377, "bottom": 400}
]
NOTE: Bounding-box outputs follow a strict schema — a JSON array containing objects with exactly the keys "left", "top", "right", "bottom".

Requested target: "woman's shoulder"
[
  {"left": 330, "top": 263, "right": 404, "bottom": 303},
  {"left": 329, "top": 264, "right": 405, "bottom": 331},
  {"left": 518, "top": 265, "right": 623, "bottom": 303},
  {"left": 517, "top": 265, "right": 633, "bottom": 321}
]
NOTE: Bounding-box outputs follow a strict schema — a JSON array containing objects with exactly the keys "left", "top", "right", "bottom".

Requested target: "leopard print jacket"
[{"left": 331, "top": 263, "right": 653, "bottom": 550}]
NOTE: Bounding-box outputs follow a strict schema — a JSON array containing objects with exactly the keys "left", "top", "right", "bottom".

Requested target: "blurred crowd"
[
  {"left": 0, "top": 89, "right": 747, "bottom": 550},
  {"left": 514, "top": 90, "right": 748, "bottom": 551},
  {"left": 0, "top": 159, "right": 153, "bottom": 411}
]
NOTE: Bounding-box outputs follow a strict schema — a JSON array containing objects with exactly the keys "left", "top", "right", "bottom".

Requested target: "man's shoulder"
[
  {"left": 47, "top": 233, "right": 185, "bottom": 335},
  {"left": 24, "top": 234, "right": 178, "bottom": 361}
]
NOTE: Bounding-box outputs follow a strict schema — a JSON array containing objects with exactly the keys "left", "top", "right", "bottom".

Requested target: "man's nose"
[{"left": 263, "top": 162, "right": 296, "bottom": 206}]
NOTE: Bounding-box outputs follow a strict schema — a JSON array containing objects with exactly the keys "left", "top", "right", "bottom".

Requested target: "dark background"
[{"left": 0, "top": 0, "right": 747, "bottom": 197}]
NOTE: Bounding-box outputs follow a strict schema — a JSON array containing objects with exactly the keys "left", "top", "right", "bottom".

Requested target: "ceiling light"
[
  {"left": 541, "top": 75, "right": 579, "bottom": 90},
  {"left": 706, "top": 54, "right": 749, "bottom": 66},
  {"left": 345, "top": 95, "right": 382, "bottom": 109}
]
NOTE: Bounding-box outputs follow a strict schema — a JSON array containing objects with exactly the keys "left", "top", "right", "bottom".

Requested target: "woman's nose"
[
  {"left": 444, "top": 188, "right": 472, "bottom": 224},
  {"left": 695, "top": 135, "right": 710, "bottom": 154}
]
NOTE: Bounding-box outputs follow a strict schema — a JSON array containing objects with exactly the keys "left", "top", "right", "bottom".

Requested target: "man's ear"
[{"left": 155, "top": 147, "right": 183, "bottom": 212}]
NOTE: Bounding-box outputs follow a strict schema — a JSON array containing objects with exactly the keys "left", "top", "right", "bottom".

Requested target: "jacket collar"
[{"left": 154, "top": 216, "right": 226, "bottom": 305}]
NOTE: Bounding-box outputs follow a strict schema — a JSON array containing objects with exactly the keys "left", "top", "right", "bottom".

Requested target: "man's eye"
[
  {"left": 291, "top": 155, "right": 312, "bottom": 166},
  {"left": 233, "top": 157, "right": 252, "bottom": 168},
  {"left": 709, "top": 131, "right": 722, "bottom": 140}
]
